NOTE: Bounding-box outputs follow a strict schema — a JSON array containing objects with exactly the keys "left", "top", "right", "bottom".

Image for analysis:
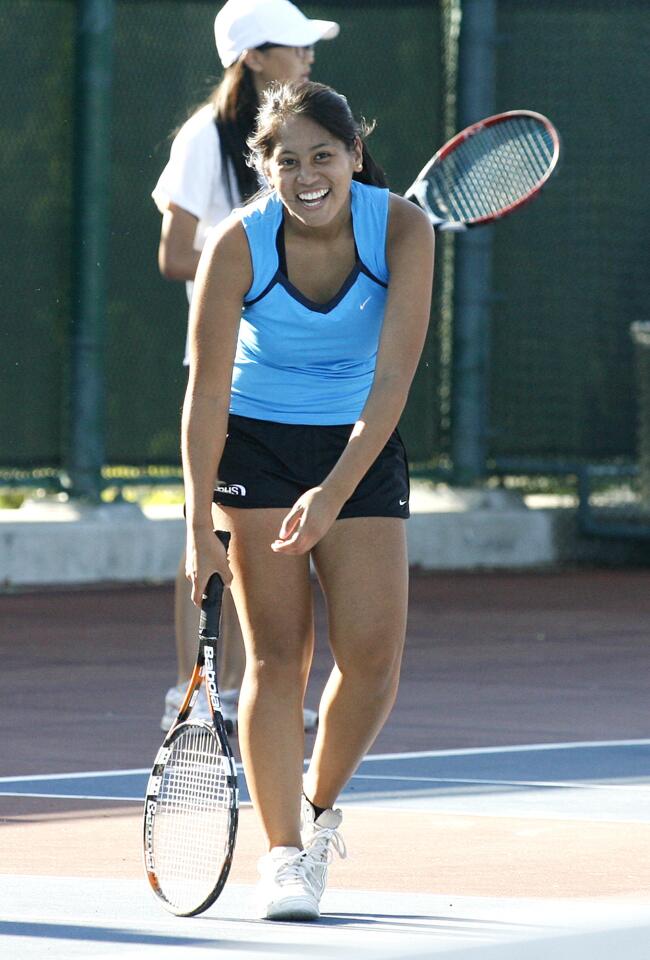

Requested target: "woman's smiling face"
[{"left": 264, "top": 115, "right": 362, "bottom": 228}]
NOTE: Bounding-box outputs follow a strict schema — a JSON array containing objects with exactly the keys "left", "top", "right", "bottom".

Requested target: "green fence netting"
[
  {"left": 488, "top": 0, "right": 650, "bottom": 464},
  {"left": 0, "top": 0, "right": 442, "bottom": 473},
  {"left": 0, "top": 0, "right": 74, "bottom": 469},
  {"left": 105, "top": 0, "right": 443, "bottom": 466},
  {"left": 0, "top": 1, "right": 648, "bottom": 479}
]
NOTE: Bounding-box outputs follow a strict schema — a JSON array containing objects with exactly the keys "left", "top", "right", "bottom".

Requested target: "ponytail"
[
  {"left": 212, "top": 62, "right": 261, "bottom": 204},
  {"left": 353, "top": 141, "right": 387, "bottom": 188}
]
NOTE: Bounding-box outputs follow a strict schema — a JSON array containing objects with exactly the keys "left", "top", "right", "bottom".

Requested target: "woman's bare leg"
[
  {"left": 217, "top": 591, "right": 247, "bottom": 693},
  {"left": 305, "top": 517, "right": 408, "bottom": 808},
  {"left": 215, "top": 506, "right": 315, "bottom": 850}
]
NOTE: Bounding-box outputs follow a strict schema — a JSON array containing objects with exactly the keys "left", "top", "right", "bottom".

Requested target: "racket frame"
[
  {"left": 405, "top": 109, "right": 560, "bottom": 229},
  {"left": 143, "top": 531, "right": 239, "bottom": 916}
]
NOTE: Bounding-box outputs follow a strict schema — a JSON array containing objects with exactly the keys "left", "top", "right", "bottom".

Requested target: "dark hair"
[
  {"left": 247, "top": 81, "right": 388, "bottom": 189},
  {"left": 210, "top": 61, "right": 261, "bottom": 204}
]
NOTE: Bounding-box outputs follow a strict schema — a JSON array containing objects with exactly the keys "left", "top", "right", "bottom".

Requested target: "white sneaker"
[
  {"left": 300, "top": 796, "right": 347, "bottom": 902},
  {"left": 160, "top": 683, "right": 238, "bottom": 733},
  {"left": 257, "top": 846, "right": 320, "bottom": 921},
  {"left": 160, "top": 683, "right": 210, "bottom": 731}
]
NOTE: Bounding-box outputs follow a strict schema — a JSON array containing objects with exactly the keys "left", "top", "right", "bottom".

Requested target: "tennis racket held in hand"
[
  {"left": 405, "top": 110, "right": 560, "bottom": 231},
  {"left": 143, "top": 529, "right": 239, "bottom": 916}
]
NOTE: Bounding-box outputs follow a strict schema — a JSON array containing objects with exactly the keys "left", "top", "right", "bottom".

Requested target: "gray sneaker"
[
  {"left": 162, "top": 685, "right": 317, "bottom": 735},
  {"left": 159, "top": 683, "right": 237, "bottom": 732}
]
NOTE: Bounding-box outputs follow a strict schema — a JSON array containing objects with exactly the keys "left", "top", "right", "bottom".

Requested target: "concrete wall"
[{"left": 0, "top": 486, "right": 562, "bottom": 588}]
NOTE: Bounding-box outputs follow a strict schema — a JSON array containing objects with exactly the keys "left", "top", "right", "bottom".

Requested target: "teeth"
[{"left": 298, "top": 189, "right": 328, "bottom": 201}]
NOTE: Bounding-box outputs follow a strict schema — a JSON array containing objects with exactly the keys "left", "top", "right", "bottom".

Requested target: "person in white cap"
[
  {"left": 215, "top": 0, "right": 338, "bottom": 69},
  {"left": 152, "top": 1, "right": 338, "bottom": 738}
]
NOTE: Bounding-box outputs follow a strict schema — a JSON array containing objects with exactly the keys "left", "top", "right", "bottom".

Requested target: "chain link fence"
[
  {"left": 1, "top": 1, "right": 648, "bottom": 503},
  {"left": 488, "top": 0, "right": 650, "bottom": 466},
  {"left": 0, "top": 0, "right": 74, "bottom": 469},
  {"left": 0, "top": 0, "right": 443, "bottom": 476},
  {"left": 106, "top": 0, "right": 443, "bottom": 466}
]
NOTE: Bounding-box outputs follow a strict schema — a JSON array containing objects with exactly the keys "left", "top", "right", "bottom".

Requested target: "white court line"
[
  {"left": 358, "top": 738, "right": 650, "bottom": 762},
  {"left": 0, "top": 791, "right": 256, "bottom": 805},
  {"left": 4, "top": 768, "right": 649, "bottom": 804},
  {"left": 0, "top": 791, "right": 146, "bottom": 801},
  {"left": 352, "top": 774, "right": 650, "bottom": 792},
  {"left": 1, "top": 738, "right": 649, "bottom": 786},
  {"left": 0, "top": 769, "right": 150, "bottom": 783}
]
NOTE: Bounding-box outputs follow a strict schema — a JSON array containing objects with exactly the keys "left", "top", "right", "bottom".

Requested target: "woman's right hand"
[{"left": 185, "top": 527, "right": 233, "bottom": 605}]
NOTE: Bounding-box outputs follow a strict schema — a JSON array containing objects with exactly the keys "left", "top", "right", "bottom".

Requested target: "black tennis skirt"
[{"left": 213, "top": 414, "right": 410, "bottom": 519}]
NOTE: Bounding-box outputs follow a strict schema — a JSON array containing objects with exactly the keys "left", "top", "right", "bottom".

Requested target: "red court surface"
[
  {"left": 1, "top": 569, "right": 650, "bottom": 922},
  {"left": 2, "top": 568, "right": 649, "bottom": 776}
]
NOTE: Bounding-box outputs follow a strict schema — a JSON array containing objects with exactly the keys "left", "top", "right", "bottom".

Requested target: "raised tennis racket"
[
  {"left": 143, "top": 529, "right": 238, "bottom": 916},
  {"left": 405, "top": 110, "right": 560, "bottom": 231}
]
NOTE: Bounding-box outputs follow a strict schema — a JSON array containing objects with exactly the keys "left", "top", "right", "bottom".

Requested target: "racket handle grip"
[{"left": 199, "top": 530, "right": 231, "bottom": 636}]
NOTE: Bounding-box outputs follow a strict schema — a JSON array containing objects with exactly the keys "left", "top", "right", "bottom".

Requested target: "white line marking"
[
  {"left": 356, "top": 739, "right": 650, "bottom": 763},
  {"left": 0, "top": 792, "right": 145, "bottom": 801},
  {"left": 1, "top": 739, "right": 648, "bottom": 785},
  {"left": 0, "top": 769, "right": 150, "bottom": 783},
  {"left": 0, "top": 763, "right": 244, "bottom": 783},
  {"left": 0, "top": 791, "right": 254, "bottom": 806},
  {"left": 352, "top": 774, "right": 650, "bottom": 792}
]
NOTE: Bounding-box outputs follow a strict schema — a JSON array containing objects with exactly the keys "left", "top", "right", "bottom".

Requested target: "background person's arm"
[{"left": 158, "top": 203, "right": 202, "bottom": 281}]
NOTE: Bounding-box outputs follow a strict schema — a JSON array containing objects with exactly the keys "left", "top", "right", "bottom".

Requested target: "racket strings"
[
  {"left": 451, "top": 120, "right": 550, "bottom": 208},
  {"left": 429, "top": 117, "right": 555, "bottom": 222},
  {"left": 152, "top": 725, "right": 234, "bottom": 912}
]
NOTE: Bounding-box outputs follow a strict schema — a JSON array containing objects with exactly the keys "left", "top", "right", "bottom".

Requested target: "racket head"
[
  {"left": 143, "top": 528, "right": 238, "bottom": 916},
  {"left": 406, "top": 110, "right": 560, "bottom": 228},
  {"left": 143, "top": 718, "right": 239, "bottom": 916}
]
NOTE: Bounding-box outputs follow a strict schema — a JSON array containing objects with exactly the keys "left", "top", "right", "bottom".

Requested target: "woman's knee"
[
  {"left": 336, "top": 631, "right": 405, "bottom": 688},
  {"left": 244, "top": 631, "right": 312, "bottom": 685}
]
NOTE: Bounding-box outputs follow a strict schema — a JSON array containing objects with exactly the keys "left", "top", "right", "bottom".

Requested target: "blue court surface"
[
  {"left": 2, "top": 740, "right": 650, "bottom": 959},
  {"left": 2, "top": 739, "right": 649, "bottom": 821}
]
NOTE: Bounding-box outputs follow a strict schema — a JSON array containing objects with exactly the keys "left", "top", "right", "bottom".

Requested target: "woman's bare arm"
[{"left": 182, "top": 216, "right": 251, "bottom": 598}]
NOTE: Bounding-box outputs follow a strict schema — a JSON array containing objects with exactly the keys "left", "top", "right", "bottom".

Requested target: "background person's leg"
[{"left": 173, "top": 548, "right": 199, "bottom": 685}]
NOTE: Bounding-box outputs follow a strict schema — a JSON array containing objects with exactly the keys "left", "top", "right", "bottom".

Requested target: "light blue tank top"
[{"left": 230, "top": 180, "right": 390, "bottom": 425}]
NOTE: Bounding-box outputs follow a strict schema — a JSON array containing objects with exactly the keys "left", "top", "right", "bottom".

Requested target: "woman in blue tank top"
[{"left": 182, "top": 81, "right": 435, "bottom": 921}]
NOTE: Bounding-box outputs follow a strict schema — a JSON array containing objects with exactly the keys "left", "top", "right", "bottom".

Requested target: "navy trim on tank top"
[{"left": 243, "top": 207, "right": 387, "bottom": 311}]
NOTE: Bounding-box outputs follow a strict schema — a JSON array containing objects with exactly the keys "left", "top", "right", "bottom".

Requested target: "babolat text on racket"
[
  {"left": 405, "top": 110, "right": 560, "bottom": 230},
  {"left": 143, "top": 530, "right": 238, "bottom": 916}
]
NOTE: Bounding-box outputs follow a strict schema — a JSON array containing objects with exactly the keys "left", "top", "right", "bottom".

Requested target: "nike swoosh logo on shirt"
[{"left": 360, "top": 297, "right": 371, "bottom": 310}]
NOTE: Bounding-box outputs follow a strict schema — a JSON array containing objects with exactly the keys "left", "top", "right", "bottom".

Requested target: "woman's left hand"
[{"left": 271, "top": 485, "right": 342, "bottom": 555}]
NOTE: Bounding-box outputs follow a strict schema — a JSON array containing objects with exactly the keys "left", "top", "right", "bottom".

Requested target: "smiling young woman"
[{"left": 182, "top": 80, "right": 435, "bottom": 922}]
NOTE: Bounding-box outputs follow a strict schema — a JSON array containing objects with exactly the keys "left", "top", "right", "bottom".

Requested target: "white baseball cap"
[{"left": 214, "top": 0, "right": 339, "bottom": 68}]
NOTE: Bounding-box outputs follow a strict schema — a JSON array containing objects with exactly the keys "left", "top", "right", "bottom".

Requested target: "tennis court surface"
[{"left": 2, "top": 570, "right": 650, "bottom": 958}]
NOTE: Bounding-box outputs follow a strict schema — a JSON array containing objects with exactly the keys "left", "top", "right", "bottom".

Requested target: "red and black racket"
[
  {"left": 143, "top": 530, "right": 238, "bottom": 916},
  {"left": 405, "top": 110, "right": 560, "bottom": 230}
]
